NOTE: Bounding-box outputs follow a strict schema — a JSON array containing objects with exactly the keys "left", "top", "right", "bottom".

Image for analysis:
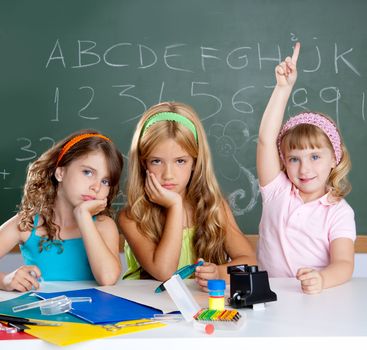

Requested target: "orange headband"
[{"left": 56, "top": 133, "right": 111, "bottom": 166}]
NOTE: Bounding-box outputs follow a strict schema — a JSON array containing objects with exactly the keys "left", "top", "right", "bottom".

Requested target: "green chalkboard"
[{"left": 1, "top": 0, "right": 366, "bottom": 234}]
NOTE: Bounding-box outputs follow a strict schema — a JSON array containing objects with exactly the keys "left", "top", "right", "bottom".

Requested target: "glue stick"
[{"left": 208, "top": 279, "right": 225, "bottom": 310}]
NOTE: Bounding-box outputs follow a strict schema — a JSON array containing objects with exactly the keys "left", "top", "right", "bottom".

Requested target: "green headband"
[{"left": 141, "top": 112, "right": 198, "bottom": 142}]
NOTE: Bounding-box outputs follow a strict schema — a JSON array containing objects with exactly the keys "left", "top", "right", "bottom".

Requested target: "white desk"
[{"left": 1, "top": 278, "right": 366, "bottom": 349}]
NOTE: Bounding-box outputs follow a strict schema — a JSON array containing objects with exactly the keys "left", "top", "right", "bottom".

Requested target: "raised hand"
[
  {"left": 145, "top": 171, "right": 182, "bottom": 209},
  {"left": 275, "top": 42, "right": 300, "bottom": 87}
]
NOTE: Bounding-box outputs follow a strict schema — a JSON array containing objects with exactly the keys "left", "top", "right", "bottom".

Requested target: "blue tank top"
[{"left": 19, "top": 214, "right": 94, "bottom": 281}]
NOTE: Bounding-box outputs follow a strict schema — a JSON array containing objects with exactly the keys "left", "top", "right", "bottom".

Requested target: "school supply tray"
[
  {"left": 163, "top": 275, "right": 246, "bottom": 332},
  {"left": 193, "top": 308, "right": 245, "bottom": 331}
]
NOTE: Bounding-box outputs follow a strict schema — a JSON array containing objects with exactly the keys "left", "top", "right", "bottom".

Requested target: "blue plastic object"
[
  {"left": 208, "top": 279, "right": 226, "bottom": 296},
  {"left": 155, "top": 260, "right": 204, "bottom": 293}
]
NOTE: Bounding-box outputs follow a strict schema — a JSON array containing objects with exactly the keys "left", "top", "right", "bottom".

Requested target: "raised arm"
[{"left": 257, "top": 42, "right": 300, "bottom": 187}]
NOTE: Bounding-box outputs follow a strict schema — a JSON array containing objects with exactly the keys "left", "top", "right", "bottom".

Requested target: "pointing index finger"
[{"left": 291, "top": 42, "right": 300, "bottom": 64}]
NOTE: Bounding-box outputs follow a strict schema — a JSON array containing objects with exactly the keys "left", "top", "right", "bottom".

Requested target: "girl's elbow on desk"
[
  {"left": 320, "top": 262, "right": 354, "bottom": 289},
  {"left": 149, "top": 256, "right": 181, "bottom": 281},
  {"left": 149, "top": 267, "right": 177, "bottom": 282},
  {"left": 94, "top": 265, "right": 122, "bottom": 286},
  {"left": 95, "top": 273, "right": 120, "bottom": 286}
]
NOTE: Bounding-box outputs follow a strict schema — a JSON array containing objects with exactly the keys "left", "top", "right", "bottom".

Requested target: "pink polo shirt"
[{"left": 257, "top": 172, "right": 356, "bottom": 277}]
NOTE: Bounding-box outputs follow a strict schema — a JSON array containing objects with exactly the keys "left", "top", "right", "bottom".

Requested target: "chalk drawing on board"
[{"left": 208, "top": 120, "right": 259, "bottom": 215}]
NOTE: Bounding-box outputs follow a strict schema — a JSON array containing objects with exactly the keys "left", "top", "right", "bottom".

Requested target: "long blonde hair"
[
  {"left": 124, "top": 102, "right": 228, "bottom": 264},
  {"left": 18, "top": 129, "right": 123, "bottom": 245},
  {"left": 280, "top": 114, "right": 351, "bottom": 199}
]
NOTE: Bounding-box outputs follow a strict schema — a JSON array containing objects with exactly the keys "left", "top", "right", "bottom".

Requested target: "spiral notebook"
[{"left": 36, "top": 288, "right": 162, "bottom": 324}]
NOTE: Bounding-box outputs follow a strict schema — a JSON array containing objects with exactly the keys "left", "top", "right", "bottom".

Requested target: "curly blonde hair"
[
  {"left": 17, "top": 129, "right": 123, "bottom": 247},
  {"left": 280, "top": 113, "right": 351, "bottom": 200},
  {"left": 124, "top": 102, "right": 229, "bottom": 264}
]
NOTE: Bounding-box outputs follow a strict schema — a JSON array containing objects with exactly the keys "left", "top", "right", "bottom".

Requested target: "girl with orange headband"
[
  {"left": 119, "top": 102, "right": 256, "bottom": 291},
  {"left": 257, "top": 43, "right": 355, "bottom": 294},
  {"left": 0, "top": 129, "right": 123, "bottom": 291}
]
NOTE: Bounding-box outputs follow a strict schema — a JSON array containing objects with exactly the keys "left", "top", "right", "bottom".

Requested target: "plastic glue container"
[
  {"left": 12, "top": 295, "right": 92, "bottom": 315},
  {"left": 208, "top": 279, "right": 225, "bottom": 310}
]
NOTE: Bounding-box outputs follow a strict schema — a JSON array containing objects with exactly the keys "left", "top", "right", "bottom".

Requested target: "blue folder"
[
  {"left": 36, "top": 288, "right": 162, "bottom": 324},
  {"left": 0, "top": 288, "right": 162, "bottom": 324}
]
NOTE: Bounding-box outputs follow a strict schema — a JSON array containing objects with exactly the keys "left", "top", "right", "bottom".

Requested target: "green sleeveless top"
[{"left": 123, "top": 227, "right": 195, "bottom": 280}]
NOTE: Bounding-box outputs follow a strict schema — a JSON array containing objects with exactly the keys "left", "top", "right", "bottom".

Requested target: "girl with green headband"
[{"left": 119, "top": 102, "right": 256, "bottom": 290}]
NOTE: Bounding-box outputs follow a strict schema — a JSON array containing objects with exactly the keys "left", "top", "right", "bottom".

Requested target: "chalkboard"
[{"left": 1, "top": 0, "right": 367, "bottom": 234}]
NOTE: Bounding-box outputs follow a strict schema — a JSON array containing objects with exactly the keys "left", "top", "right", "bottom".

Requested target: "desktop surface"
[{"left": 0, "top": 278, "right": 366, "bottom": 349}]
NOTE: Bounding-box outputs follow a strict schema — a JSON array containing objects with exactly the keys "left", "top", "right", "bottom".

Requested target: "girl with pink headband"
[
  {"left": 257, "top": 43, "right": 356, "bottom": 294},
  {"left": 0, "top": 129, "right": 123, "bottom": 291}
]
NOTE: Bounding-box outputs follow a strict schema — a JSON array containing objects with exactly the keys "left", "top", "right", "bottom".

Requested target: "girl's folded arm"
[
  {"left": 77, "top": 213, "right": 122, "bottom": 286},
  {"left": 119, "top": 209, "right": 183, "bottom": 281},
  {"left": 319, "top": 237, "right": 355, "bottom": 289},
  {"left": 0, "top": 215, "right": 22, "bottom": 257},
  {"left": 0, "top": 215, "right": 40, "bottom": 291}
]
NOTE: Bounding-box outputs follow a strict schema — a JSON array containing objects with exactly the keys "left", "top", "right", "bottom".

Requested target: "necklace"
[
  {"left": 183, "top": 205, "right": 190, "bottom": 229},
  {"left": 39, "top": 236, "right": 64, "bottom": 254}
]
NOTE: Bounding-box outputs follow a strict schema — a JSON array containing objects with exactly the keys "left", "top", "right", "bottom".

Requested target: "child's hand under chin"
[
  {"left": 74, "top": 197, "right": 108, "bottom": 218},
  {"left": 145, "top": 170, "right": 182, "bottom": 208}
]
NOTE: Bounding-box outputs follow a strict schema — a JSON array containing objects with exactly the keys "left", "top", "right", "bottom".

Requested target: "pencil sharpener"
[{"left": 227, "top": 265, "right": 277, "bottom": 308}]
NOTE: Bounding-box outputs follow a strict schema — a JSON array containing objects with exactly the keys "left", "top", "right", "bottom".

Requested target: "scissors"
[
  {"left": 0, "top": 321, "right": 19, "bottom": 334},
  {"left": 0, "top": 315, "right": 60, "bottom": 334}
]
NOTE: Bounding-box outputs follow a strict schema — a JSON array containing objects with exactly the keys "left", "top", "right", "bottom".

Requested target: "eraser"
[{"left": 193, "top": 321, "right": 215, "bottom": 335}]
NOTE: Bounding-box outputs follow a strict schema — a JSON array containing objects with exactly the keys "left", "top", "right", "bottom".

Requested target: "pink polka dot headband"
[{"left": 277, "top": 112, "right": 342, "bottom": 165}]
